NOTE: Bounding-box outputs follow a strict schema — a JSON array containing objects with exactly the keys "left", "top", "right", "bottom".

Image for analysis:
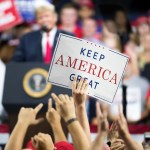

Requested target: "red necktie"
[{"left": 44, "top": 33, "right": 52, "bottom": 64}]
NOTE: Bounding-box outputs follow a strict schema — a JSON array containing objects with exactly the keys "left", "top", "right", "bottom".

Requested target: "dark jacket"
[{"left": 13, "top": 29, "right": 73, "bottom": 62}]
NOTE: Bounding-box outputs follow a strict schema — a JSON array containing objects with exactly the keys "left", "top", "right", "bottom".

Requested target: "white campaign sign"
[{"left": 48, "top": 33, "right": 129, "bottom": 103}]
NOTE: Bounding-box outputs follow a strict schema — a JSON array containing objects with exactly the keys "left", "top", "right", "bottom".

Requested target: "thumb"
[
  {"left": 32, "top": 136, "right": 39, "bottom": 148},
  {"left": 33, "top": 118, "right": 44, "bottom": 125}
]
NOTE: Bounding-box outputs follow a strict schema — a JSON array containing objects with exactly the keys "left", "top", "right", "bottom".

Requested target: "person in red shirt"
[{"left": 58, "top": 3, "right": 82, "bottom": 38}]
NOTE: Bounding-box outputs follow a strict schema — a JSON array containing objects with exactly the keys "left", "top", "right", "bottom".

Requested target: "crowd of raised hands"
[{"left": 4, "top": 77, "right": 144, "bottom": 150}]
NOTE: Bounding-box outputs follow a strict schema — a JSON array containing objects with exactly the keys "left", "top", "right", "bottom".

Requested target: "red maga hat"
[{"left": 136, "top": 16, "right": 148, "bottom": 26}]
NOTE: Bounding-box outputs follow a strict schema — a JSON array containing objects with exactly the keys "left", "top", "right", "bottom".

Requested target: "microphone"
[{"left": 41, "top": 25, "right": 49, "bottom": 32}]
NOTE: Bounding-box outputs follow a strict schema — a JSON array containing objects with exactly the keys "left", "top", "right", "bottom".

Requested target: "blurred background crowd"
[{"left": 0, "top": 0, "right": 150, "bottom": 66}]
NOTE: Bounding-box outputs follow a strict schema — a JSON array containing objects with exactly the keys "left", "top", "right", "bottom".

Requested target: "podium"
[{"left": 2, "top": 62, "right": 71, "bottom": 146}]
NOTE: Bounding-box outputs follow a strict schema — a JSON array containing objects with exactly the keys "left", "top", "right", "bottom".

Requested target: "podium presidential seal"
[{"left": 23, "top": 68, "right": 52, "bottom": 98}]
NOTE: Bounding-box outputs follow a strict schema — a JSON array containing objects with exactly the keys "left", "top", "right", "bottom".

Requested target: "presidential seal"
[{"left": 23, "top": 68, "right": 52, "bottom": 98}]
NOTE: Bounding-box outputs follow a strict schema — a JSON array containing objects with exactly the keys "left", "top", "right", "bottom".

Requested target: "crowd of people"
[
  {"left": 4, "top": 78, "right": 146, "bottom": 150},
  {"left": 0, "top": 0, "right": 150, "bottom": 149}
]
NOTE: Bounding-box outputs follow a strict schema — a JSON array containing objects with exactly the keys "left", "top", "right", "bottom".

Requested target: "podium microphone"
[{"left": 41, "top": 25, "right": 50, "bottom": 32}]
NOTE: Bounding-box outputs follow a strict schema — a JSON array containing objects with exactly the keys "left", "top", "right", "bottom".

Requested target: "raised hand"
[
  {"left": 18, "top": 103, "right": 44, "bottom": 127},
  {"left": 116, "top": 105, "right": 143, "bottom": 150},
  {"left": 96, "top": 102, "right": 109, "bottom": 134},
  {"left": 32, "top": 133, "right": 55, "bottom": 150},
  {"left": 51, "top": 93, "right": 76, "bottom": 122},
  {"left": 111, "top": 139, "right": 126, "bottom": 150},
  {"left": 72, "top": 77, "right": 91, "bottom": 142},
  {"left": 88, "top": 102, "right": 109, "bottom": 150},
  {"left": 108, "top": 121, "right": 119, "bottom": 142},
  {"left": 46, "top": 98, "right": 61, "bottom": 127},
  {"left": 72, "top": 77, "right": 88, "bottom": 106},
  {"left": 4, "top": 104, "right": 44, "bottom": 150},
  {"left": 116, "top": 105, "right": 129, "bottom": 138}
]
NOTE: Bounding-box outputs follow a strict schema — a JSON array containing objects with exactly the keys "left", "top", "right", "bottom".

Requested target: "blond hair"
[{"left": 35, "top": 4, "right": 56, "bottom": 18}]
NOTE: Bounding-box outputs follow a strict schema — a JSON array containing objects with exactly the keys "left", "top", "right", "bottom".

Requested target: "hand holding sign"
[{"left": 72, "top": 77, "right": 88, "bottom": 107}]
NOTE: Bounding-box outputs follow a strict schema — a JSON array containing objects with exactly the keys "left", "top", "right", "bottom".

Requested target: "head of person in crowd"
[
  {"left": 136, "top": 16, "right": 150, "bottom": 37},
  {"left": 101, "top": 20, "right": 121, "bottom": 52},
  {"left": 140, "top": 33, "right": 150, "bottom": 66},
  {"left": 104, "top": 19, "right": 117, "bottom": 34},
  {"left": 78, "top": 2, "right": 95, "bottom": 21},
  {"left": 114, "top": 9, "right": 132, "bottom": 34},
  {"left": 35, "top": 2, "right": 57, "bottom": 32},
  {"left": 82, "top": 17, "right": 97, "bottom": 39},
  {"left": 102, "top": 34, "right": 121, "bottom": 52},
  {"left": 125, "top": 40, "right": 140, "bottom": 54},
  {"left": 0, "top": 40, "right": 16, "bottom": 63},
  {"left": 123, "top": 41, "right": 140, "bottom": 78},
  {"left": 102, "top": 20, "right": 117, "bottom": 39},
  {"left": 60, "top": 3, "right": 78, "bottom": 28},
  {"left": 142, "top": 33, "right": 150, "bottom": 52},
  {"left": 14, "top": 23, "right": 32, "bottom": 38},
  {"left": 101, "top": 19, "right": 121, "bottom": 51},
  {"left": 130, "top": 16, "right": 149, "bottom": 46},
  {"left": 59, "top": 3, "right": 82, "bottom": 37},
  {"left": 148, "top": 10, "right": 150, "bottom": 25},
  {"left": 114, "top": 9, "right": 132, "bottom": 47}
]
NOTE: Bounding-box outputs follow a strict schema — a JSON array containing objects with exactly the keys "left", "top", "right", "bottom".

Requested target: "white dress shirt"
[{"left": 42, "top": 26, "right": 57, "bottom": 57}]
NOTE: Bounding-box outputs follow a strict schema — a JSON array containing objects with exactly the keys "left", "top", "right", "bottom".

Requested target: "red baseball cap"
[
  {"left": 136, "top": 16, "right": 148, "bottom": 26},
  {"left": 54, "top": 141, "right": 74, "bottom": 150},
  {"left": 26, "top": 140, "right": 36, "bottom": 150},
  {"left": 26, "top": 140, "right": 74, "bottom": 150},
  {"left": 79, "top": 1, "right": 94, "bottom": 9}
]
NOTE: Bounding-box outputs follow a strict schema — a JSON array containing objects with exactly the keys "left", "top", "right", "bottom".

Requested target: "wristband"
[{"left": 66, "top": 118, "right": 77, "bottom": 126}]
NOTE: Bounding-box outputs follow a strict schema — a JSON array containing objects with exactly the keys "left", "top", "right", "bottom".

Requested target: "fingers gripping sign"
[{"left": 72, "top": 77, "right": 89, "bottom": 106}]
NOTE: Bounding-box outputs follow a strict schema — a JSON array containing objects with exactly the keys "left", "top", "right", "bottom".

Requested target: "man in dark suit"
[{"left": 13, "top": 2, "right": 73, "bottom": 63}]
